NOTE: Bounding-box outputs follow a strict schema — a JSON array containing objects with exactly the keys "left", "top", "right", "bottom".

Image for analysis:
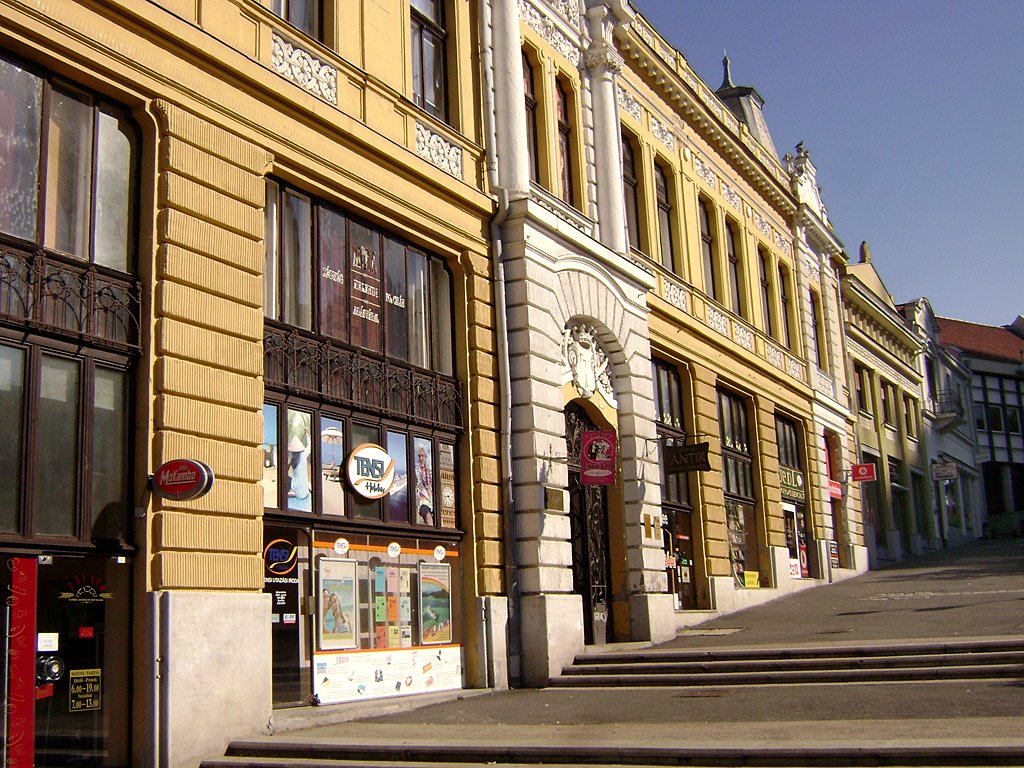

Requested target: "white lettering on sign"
[
  {"left": 353, "top": 305, "right": 380, "bottom": 324},
  {"left": 321, "top": 265, "right": 345, "bottom": 285},
  {"left": 386, "top": 292, "right": 406, "bottom": 308},
  {"left": 352, "top": 279, "right": 379, "bottom": 298},
  {"left": 158, "top": 466, "right": 197, "bottom": 487}
]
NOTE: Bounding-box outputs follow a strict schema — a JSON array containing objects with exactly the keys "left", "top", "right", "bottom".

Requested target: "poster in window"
[
  {"left": 349, "top": 222, "right": 382, "bottom": 353},
  {"left": 418, "top": 562, "right": 452, "bottom": 645},
  {"left": 387, "top": 431, "right": 409, "bottom": 523},
  {"left": 286, "top": 409, "right": 312, "bottom": 513},
  {"left": 318, "top": 207, "right": 348, "bottom": 341},
  {"left": 261, "top": 404, "right": 278, "bottom": 509},
  {"left": 413, "top": 437, "right": 434, "bottom": 525},
  {"left": 320, "top": 417, "right": 345, "bottom": 516},
  {"left": 438, "top": 443, "right": 457, "bottom": 529},
  {"left": 317, "top": 558, "right": 358, "bottom": 650}
]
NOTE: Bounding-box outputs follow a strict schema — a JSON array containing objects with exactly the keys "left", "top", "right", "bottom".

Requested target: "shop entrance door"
[
  {"left": 1, "top": 553, "right": 131, "bottom": 768},
  {"left": 565, "top": 403, "right": 612, "bottom": 645}
]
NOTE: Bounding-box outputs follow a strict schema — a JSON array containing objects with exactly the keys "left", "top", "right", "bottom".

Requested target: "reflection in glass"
[
  {"left": 36, "top": 355, "right": 79, "bottom": 536},
  {"left": 430, "top": 259, "right": 452, "bottom": 375},
  {"left": 286, "top": 409, "right": 312, "bottom": 512},
  {"left": 320, "top": 417, "right": 345, "bottom": 517},
  {"left": 91, "top": 367, "right": 127, "bottom": 541},
  {"left": 387, "top": 431, "right": 409, "bottom": 523},
  {"left": 408, "top": 252, "right": 429, "bottom": 368},
  {"left": 0, "top": 344, "right": 25, "bottom": 531},
  {"left": 0, "top": 57, "right": 42, "bottom": 241},
  {"left": 46, "top": 87, "right": 94, "bottom": 259},
  {"left": 384, "top": 238, "right": 408, "bottom": 362},
  {"left": 413, "top": 437, "right": 434, "bottom": 526},
  {"left": 94, "top": 108, "right": 134, "bottom": 272},
  {"left": 318, "top": 207, "right": 348, "bottom": 340},
  {"left": 262, "top": 404, "right": 279, "bottom": 509},
  {"left": 282, "top": 190, "right": 312, "bottom": 329}
]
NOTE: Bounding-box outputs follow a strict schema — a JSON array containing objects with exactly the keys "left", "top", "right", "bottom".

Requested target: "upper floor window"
[
  {"left": 654, "top": 164, "right": 675, "bottom": 272},
  {"left": 622, "top": 134, "right": 642, "bottom": 252},
  {"left": 653, "top": 359, "right": 689, "bottom": 508},
  {"left": 880, "top": 380, "right": 895, "bottom": 427},
  {"left": 809, "top": 289, "right": 826, "bottom": 368},
  {"left": 264, "top": 180, "right": 453, "bottom": 375},
  {"left": 987, "top": 404, "right": 1004, "bottom": 432},
  {"left": 757, "top": 249, "right": 774, "bottom": 339},
  {"left": 777, "top": 263, "right": 792, "bottom": 349},
  {"left": 725, "top": 220, "right": 744, "bottom": 318},
  {"left": 718, "top": 388, "right": 753, "bottom": 497},
  {"left": 411, "top": 0, "right": 448, "bottom": 122},
  {"left": 523, "top": 52, "right": 539, "bottom": 184},
  {"left": 775, "top": 415, "right": 801, "bottom": 470},
  {"left": 904, "top": 395, "right": 918, "bottom": 439},
  {"left": 271, "top": 0, "right": 321, "bottom": 40},
  {"left": 699, "top": 199, "right": 719, "bottom": 302},
  {"left": 855, "top": 364, "right": 872, "bottom": 414},
  {"left": 555, "top": 80, "right": 574, "bottom": 206},
  {"left": 1007, "top": 407, "right": 1022, "bottom": 434}
]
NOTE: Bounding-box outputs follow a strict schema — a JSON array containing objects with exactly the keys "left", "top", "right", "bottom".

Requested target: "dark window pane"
[
  {"left": 413, "top": 437, "right": 434, "bottom": 525},
  {"left": 407, "top": 251, "right": 429, "bottom": 368},
  {"left": 262, "top": 404, "right": 279, "bottom": 509},
  {"left": 384, "top": 238, "right": 409, "bottom": 362},
  {"left": 94, "top": 107, "right": 134, "bottom": 272},
  {"left": 264, "top": 181, "right": 280, "bottom": 320},
  {"left": 321, "top": 417, "right": 345, "bottom": 517},
  {"left": 0, "top": 57, "right": 42, "bottom": 242},
  {"left": 0, "top": 344, "right": 25, "bottom": 531},
  {"left": 286, "top": 409, "right": 313, "bottom": 513},
  {"left": 90, "top": 366, "right": 127, "bottom": 541},
  {"left": 349, "top": 222, "right": 383, "bottom": 353},
  {"left": 282, "top": 190, "right": 312, "bottom": 328},
  {"left": 36, "top": 355, "right": 79, "bottom": 536},
  {"left": 351, "top": 423, "right": 381, "bottom": 520},
  {"left": 386, "top": 431, "right": 409, "bottom": 523},
  {"left": 430, "top": 259, "right": 452, "bottom": 375},
  {"left": 45, "top": 88, "right": 94, "bottom": 259},
  {"left": 318, "top": 207, "right": 348, "bottom": 341}
]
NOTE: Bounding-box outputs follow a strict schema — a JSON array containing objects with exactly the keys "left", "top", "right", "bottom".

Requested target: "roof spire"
[
  {"left": 720, "top": 50, "right": 734, "bottom": 90},
  {"left": 860, "top": 241, "right": 872, "bottom": 264}
]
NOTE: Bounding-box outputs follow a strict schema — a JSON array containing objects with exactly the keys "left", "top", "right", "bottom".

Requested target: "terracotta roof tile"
[{"left": 936, "top": 317, "right": 1024, "bottom": 364}]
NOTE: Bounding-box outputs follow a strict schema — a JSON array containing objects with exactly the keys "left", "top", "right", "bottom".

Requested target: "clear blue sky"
[{"left": 633, "top": 0, "right": 1024, "bottom": 326}]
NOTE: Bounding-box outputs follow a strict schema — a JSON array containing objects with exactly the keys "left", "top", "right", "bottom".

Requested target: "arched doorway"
[{"left": 565, "top": 402, "right": 613, "bottom": 644}]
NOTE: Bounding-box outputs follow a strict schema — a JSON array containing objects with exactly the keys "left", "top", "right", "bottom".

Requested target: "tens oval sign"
[
  {"left": 152, "top": 459, "right": 214, "bottom": 501},
  {"left": 347, "top": 443, "right": 396, "bottom": 499}
]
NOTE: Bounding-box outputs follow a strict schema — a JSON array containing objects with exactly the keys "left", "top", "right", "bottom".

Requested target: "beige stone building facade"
[{"left": 0, "top": 0, "right": 500, "bottom": 765}]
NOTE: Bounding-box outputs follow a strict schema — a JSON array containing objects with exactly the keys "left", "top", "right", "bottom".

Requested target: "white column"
[{"left": 490, "top": 0, "right": 531, "bottom": 199}]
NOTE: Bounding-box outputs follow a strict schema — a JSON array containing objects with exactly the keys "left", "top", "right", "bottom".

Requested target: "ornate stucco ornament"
[{"left": 562, "top": 324, "right": 616, "bottom": 406}]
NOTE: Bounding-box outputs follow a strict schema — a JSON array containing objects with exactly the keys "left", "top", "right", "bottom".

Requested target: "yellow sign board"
[{"left": 743, "top": 571, "right": 760, "bottom": 589}]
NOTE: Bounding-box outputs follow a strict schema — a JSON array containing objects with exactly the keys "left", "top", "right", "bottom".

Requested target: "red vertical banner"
[
  {"left": 581, "top": 430, "right": 616, "bottom": 486},
  {"left": 8, "top": 557, "right": 37, "bottom": 768}
]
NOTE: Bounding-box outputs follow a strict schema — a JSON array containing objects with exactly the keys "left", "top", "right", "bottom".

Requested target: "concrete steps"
[
  {"left": 551, "top": 638, "right": 1024, "bottom": 688},
  {"left": 202, "top": 739, "right": 1024, "bottom": 767}
]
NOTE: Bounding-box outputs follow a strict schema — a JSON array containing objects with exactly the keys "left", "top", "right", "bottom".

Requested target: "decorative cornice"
[
  {"left": 415, "top": 122, "right": 464, "bottom": 179},
  {"left": 694, "top": 155, "right": 717, "bottom": 189},
  {"left": 584, "top": 44, "right": 623, "bottom": 74},
  {"left": 548, "top": 0, "right": 580, "bottom": 25},
  {"left": 271, "top": 32, "right": 338, "bottom": 105},
  {"left": 650, "top": 115, "right": 675, "bottom": 150},
  {"left": 617, "top": 85, "right": 642, "bottom": 122},
  {"left": 520, "top": 0, "right": 582, "bottom": 66},
  {"left": 721, "top": 181, "right": 741, "bottom": 210}
]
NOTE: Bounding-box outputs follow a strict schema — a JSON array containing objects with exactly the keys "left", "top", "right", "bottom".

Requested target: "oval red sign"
[{"left": 152, "top": 459, "right": 214, "bottom": 501}]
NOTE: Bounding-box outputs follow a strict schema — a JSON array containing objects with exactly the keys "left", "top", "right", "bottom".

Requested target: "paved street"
[{"left": 265, "top": 538, "right": 1024, "bottom": 756}]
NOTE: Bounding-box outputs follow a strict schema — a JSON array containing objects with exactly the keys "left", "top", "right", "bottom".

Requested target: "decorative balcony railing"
[
  {"left": 263, "top": 325, "right": 463, "bottom": 432},
  {"left": 931, "top": 390, "right": 965, "bottom": 418}
]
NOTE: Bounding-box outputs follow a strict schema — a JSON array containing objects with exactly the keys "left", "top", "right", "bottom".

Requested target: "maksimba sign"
[{"left": 664, "top": 442, "right": 711, "bottom": 474}]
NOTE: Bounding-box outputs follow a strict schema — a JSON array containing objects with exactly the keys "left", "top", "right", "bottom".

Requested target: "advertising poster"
[
  {"left": 317, "top": 558, "right": 358, "bottom": 651},
  {"left": 581, "top": 430, "right": 616, "bottom": 485},
  {"left": 418, "top": 562, "right": 452, "bottom": 645},
  {"left": 313, "top": 645, "right": 462, "bottom": 704}
]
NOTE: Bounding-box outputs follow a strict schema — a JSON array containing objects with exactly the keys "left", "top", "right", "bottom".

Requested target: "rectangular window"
[
  {"left": 413, "top": 436, "right": 435, "bottom": 525},
  {"left": 408, "top": 250, "right": 430, "bottom": 368},
  {"left": 974, "top": 402, "right": 986, "bottom": 431},
  {"left": 904, "top": 396, "right": 918, "bottom": 439},
  {"left": 1008, "top": 407, "right": 1021, "bottom": 434},
  {"left": 778, "top": 264, "right": 791, "bottom": 349},
  {"left": 430, "top": 258, "right": 453, "bottom": 376},
  {"left": 726, "top": 221, "right": 744, "bottom": 318},
  {"left": 655, "top": 165, "right": 674, "bottom": 272},
  {"left": 880, "top": 382, "right": 894, "bottom": 426},
  {"left": 271, "top": 0, "right": 321, "bottom": 40},
  {"left": 411, "top": 0, "right": 448, "bottom": 122},
  {"left": 349, "top": 221, "right": 383, "bottom": 353},
  {"left": 775, "top": 415, "right": 800, "bottom": 469},
  {"left": 758, "top": 249, "right": 774, "bottom": 339},
  {"left": 386, "top": 431, "right": 409, "bottom": 523},
  {"left": 90, "top": 366, "right": 128, "bottom": 540},
  {"left": 286, "top": 409, "right": 314, "bottom": 513},
  {"left": 699, "top": 200, "right": 718, "bottom": 302},
  {"left": 45, "top": 87, "right": 94, "bottom": 260},
  {"left": 988, "top": 405, "right": 1004, "bottom": 432},
  {"left": 556, "top": 81, "right": 574, "bottom": 206},
  {"left": 855, "top": 365, "right": 872, "bottom": 415},
  {"left": 0, "top": 57, "right": 42, "bottom": 241},
  {"left": 0, "top": 345, "right": 25, "bottom": 531},
  {"left": 318, "top": 206, "right": 349, "bottom": 341},
  {"left": 262, "top": 404, "right": 280, "bottom": 510},
  {"left": 622, "top": 135, "right": 641, "bottom": 252},
  {"left": 809, "top": 289, "right": 826, "bottom": 368},
  {"left": 653, "top": 359, "right": 688, "bottom": 507},
  {"left": 522, "top": 53, "right": 539, "bottom": 184},
  {"left": 36, "top": 355, "right": 80, "bottom": 537}
]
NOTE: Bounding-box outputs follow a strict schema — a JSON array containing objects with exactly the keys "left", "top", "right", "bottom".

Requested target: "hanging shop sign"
[
  {"left": 851, "top": 463, "right": 877, "bottom": 482},
  {"left": 581, "top": 430, "right": 616, "bottom": 486},
  {"left": 151, "top": 459, "right": 214, "bottom": 501},
  {"left": 931, "top": 462, "right": 959, "bottom": 481},
  {"left": 664, "top": 442, "right": 712, "bottom": 474},
  {"left": 828, "top": 479, "right": 843, "bottom": 499},
  {"left": 347, "top": 443, "right": 396, "bottom": 498},
  {"left": 779, "top": 466, "right": 807, "bottom": 502}
]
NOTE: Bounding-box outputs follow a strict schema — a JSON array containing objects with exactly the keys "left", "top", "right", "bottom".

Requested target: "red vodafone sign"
[
  {"left": 851, "top": 463, "right": 877, "bottom": 483},
  {"left": 152, "top": 459, "right": 214, "bottom": 501}
]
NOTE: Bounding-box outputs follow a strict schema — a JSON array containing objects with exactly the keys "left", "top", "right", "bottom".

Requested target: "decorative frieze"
[
  {"left": 766, "top": 345, "right": 784, "bottom": 369},
  {"left": 707, "top": 307, "right": 729, "bottom": 337},
  {"left": 815, "top": 370, "right": 836, "bottom": 398},
  {"left": 271, "top": 32, "right": 338, "bottom": 105},
  {"left": 734, "top": 324, "right": 754, "bottom": 351},
  {"left": 548, "top": 0, "right": 580, "bottom": 24},
  {"left": 663, "top": 279, "right": 688, "bottom": 312},
  {"left": 694, "top": 155, "right": 717, "bottom": 189},
  {"left": 775, "top": 230, "right": 791, "bottom": 254},
  {"left": 617, "top": 86, "right": 642, "bottom": 123},
  {"left": 651, "top": 115, "right": 675, "bottom": 150},
  {"left": 415, "top": 122, "right": 464, "bottom": 179},
  {"left": 753, "top": 211, "right": 771, "bottom": 238},
  {"left": 721, "top": 181, "right": 741, "bottom": 210},
  {"left": 786, "top": 356, "right": 804, "bottom": 381},
  {"left": 520, "top": 0, "right": 581, "bottom": 66}
]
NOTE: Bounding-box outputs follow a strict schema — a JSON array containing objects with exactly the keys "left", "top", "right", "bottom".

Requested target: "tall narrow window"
[
  {"left": 725, "top": 221, "right": 744, "bottom": 318},
  {"left": 655, "top": 165, "right": 675, "bottom": 271},
  {"left": 622, "top": 134, "right": 641, "bottom": 252},
  {"left": 523, "top": 53, "right": 539, "bottom": 184},
  {"left": 718, "top": 388, "right": 758, "bottom": 585},
  {"left": 555, "top": 81, "right": 574, "bottom": 206},
  {"left": 271, "top": 0, "right": 321, "bottom": 40},
  {"left": 855, "top": 365, "right": 873, "bottom": 415},
  {"left": 809, "top": 289, "right": 826, "bottom": 368},
  {"left": 699, "top": 200, "right": 718, "bottom": 302},
  {"left": 758, "top": 249, "right": 774, "bottom": 338},
  {"left": 778, "top": 263, "right": 792, "bottom": 349},
  {"left": 411, "top": 0, "right": 448, "bottom": 122}
]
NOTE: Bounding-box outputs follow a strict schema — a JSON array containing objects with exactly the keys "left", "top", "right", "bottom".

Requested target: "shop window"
[
  {"left": 262, "top": 401, "right": 459, "bottom": 532},
  {"left": 725, "top": 220, "right": 744, "bottom": 318},
  {"left": 0, "top": 55, "right": 137, "bottom": 547},
  {"left": 699, "top": 199, "right": 719, "bottom": 302},
  {"left": 622, "top": 133, "right": 642, "bottom": 252},
  {"left": 652, "top": 359, "right": 689, "bottom": 507},
  {"left": 718, "top": 388, "right": 758, "bottom": 585},
  {"left": 270, "top": 0, "right": 322, "bottom": 41},
  {"left": 654, "top": 163, "right": 675, "bottom": 272},
  {"left": 411, "top": 0, "right": 449, "bottom": 122}
]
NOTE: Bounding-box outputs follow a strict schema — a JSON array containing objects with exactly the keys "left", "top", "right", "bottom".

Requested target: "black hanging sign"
[{"left": 665, "top": 442, "right": 711, "bottom": 474}]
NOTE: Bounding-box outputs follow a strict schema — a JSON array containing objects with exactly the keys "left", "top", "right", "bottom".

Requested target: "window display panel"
[
  {"left": 438, "top": 443, "right": 457, "bottom": 529},
  {"left": 36, "top": 355, "right": 79, "bottom": 536},
  {"left": 286, "top": 409, "right": 313, "bottom": 513},
  {"left": 349, "top": 221, "right": 382, "bottom": 353},
  {"left": 320, "top": 417, "right": 345, "bottom": 517},
  {"left": 413, "top": 437, "right": 434, "bottom": 525},
  {"left": 407, "top": 251, "right": 429, "bottom": 369},
  {"left": 262, "top": 404, "right": 279, "bottom": 509},
  {"left": 0, "top": 344, "right": 24, "bottom": 531},
  {"left": 351, "top": 422, "right": 381, "bottom": 520},
  {"left": 387, "top": 431, "right": 409, "bottom": 523},
  {"left": 318, "top": 206, "right": 348, "bottom": 341}
]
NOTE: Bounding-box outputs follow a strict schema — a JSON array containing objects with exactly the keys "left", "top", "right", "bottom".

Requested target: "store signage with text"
[
  {"left": 664, "top": 442, "right": 712, "bottom": 474},
  {"left": 581, "top": 430, "right": 616, "bottom": 486},
  {"left": 151, "top": 459, "right": 214, "bottom": 501},
  {"left": 851, "top": 463, "right": 876, "bottom": 482},
  {"left": 779, "top": 466, "right": 806, "bottom": 501},
  {"left": 347, "top": 443, "right": 396, "bottom": 498}
]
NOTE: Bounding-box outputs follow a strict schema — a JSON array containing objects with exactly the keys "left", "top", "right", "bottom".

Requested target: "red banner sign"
[
  {"left": 828, "top": 479, "right": 843, "bottom": 499},
  {"left": 851, "top": 463, "right": 877, "bottom": 482},
  {"left": 8, "top": 557, "right": 37, "bottom": 768},
  {"left": 581, "top": 430, "right": 616, "bottom": 486},
  {"left": 152, "top": 459, "right": 214, "bottom": 501}
]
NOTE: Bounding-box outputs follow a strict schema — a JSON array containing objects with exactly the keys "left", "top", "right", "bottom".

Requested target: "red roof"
[{"left": 936, "top": 316, "right": 1024, "bottom": 364}]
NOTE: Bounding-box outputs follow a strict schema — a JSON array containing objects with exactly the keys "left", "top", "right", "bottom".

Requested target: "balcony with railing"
[{"left": 928, "top": 389, "right": 965, "bottom": 431}]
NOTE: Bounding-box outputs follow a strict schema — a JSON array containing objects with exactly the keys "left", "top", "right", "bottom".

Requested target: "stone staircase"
[{"left": 550, "top": 637, "right": 1024, "bottom": 688}]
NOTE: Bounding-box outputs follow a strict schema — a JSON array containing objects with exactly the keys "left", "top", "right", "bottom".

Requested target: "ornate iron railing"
[
  {"left": 0, "top": 245, "right": 140, "bottom": 352},
  {"left": 931, "top": 390, "right": 965, "bottom": 419},
  {"left": 263, "top": 324, "right": 463, "bottom": 431}
]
